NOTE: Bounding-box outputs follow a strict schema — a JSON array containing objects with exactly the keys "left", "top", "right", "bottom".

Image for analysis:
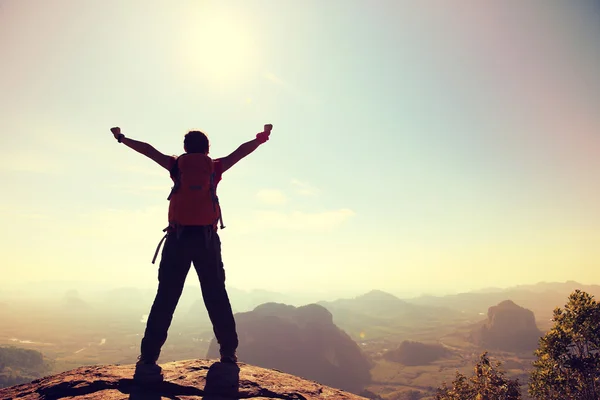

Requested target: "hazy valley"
[{"left": 2, "top": 280, "right": 599, "bottom": 399}]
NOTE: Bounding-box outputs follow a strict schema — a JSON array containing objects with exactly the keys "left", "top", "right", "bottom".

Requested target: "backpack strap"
[
  {"left": 209, "top": 162, "right": 226, "bottom": 229},
  {"left": 167, "top": 156, "right": 182, "bottom": 200},
  {"left": 151, "top": 225, "right": 182, "bottom": 264},
  {"left": 151, "top": 227, "right": 169, "bottom": 264}
]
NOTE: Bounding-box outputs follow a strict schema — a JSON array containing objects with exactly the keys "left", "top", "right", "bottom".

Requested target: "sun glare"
[{"left": 175, "top": 6, "right": 259, "bottom": 88}]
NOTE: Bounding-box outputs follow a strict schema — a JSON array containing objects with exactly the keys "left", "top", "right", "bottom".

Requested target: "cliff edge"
[{"left": 0, "top": 358, "right": 367, "bottom": 399}]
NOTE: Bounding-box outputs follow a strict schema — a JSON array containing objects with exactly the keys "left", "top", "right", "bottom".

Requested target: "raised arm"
[
  {"left": 110, "top": 127, "right": 172, "bottom": 170},
  {"left": 217, "top": 124, "right": 273, "bottom": 173}
]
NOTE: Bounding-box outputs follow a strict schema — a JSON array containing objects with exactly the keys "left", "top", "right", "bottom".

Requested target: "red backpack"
[{"left": 166, "top": 153, "right": 224, "bottom": 229}]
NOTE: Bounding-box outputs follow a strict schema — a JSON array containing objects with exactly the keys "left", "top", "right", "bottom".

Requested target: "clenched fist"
[{"left": 110, "top": 127, "right": 121, "bottom": 139}]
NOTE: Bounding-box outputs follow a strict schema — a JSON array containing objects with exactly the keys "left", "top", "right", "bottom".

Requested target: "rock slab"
[{"left": 0, "top": 359, "right": 367, "bottom": 400}]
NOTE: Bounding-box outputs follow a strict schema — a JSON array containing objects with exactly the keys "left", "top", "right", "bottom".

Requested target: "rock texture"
[
  {"left": 206, "top": 303, "right": 371, "bottom": 395},
  {"left": 473, "top": 300, "right": 543, "bottom": 352},
  {"left": 0, "top": 359, "right": 367, "bottom": 400}
]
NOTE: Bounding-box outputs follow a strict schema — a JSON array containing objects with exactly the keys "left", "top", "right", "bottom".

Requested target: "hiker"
[{"left": 109, "top": 124, "right": 273, "bottom": 376}]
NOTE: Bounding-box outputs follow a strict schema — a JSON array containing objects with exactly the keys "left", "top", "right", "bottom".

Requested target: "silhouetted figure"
[{"left": 109, "top": 124, "right": 273, "bottom": 381}]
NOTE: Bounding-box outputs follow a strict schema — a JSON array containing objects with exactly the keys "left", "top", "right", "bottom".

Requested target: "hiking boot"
[
  {"left": 219, "top": 350, "right": 238, "bottom": 364},
  {"left": 134, "top": 355, "right": 163, "bottom": 383}
]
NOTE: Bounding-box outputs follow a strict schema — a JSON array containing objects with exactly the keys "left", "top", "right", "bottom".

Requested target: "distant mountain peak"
[
  {"left": 357, "top": 290, "right": 405, "bottom": 302},
  {"left": 470, "top": 299, "right": 542, "bottom": 353},
  {"left": 496, "top": 299, "right": 519, "bottom": 308}
]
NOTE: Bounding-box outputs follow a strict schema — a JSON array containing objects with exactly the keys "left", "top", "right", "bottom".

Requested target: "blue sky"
[{"left": 1, "top": 0, "right": 599, "bottom": 297}]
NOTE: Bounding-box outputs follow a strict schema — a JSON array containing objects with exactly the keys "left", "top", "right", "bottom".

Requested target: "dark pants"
[{"left": 140, "top": 226, "right": 238, "bottom": 362}]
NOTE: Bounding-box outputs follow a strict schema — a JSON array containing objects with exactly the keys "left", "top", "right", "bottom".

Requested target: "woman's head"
[{"left": 184, "top": 130, "right": 209, "bottom": 154}]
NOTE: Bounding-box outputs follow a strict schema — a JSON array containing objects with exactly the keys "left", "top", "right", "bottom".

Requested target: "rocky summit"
[
  {"left": 474, "top": 299, "right": 543, "bottom": 352},
  {"left": 206, "top": 303, "right": 372, "bottom": 394},
  {"left": 0, "top": 359, "right": 367, "bottom": 400}
]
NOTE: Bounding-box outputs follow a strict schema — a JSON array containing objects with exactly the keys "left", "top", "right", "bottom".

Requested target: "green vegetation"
[
  {"left": 0, "top": 346, "right": 53, "bottom": 388},
  {"left": 435, "top": 352, "right": 521, "bottom": 399},
  {"left": 384, "top": 341, "right": 451, "bottom": 366},
  {"left": 529, "top": 290, "right": 600, "bottom": 400}
]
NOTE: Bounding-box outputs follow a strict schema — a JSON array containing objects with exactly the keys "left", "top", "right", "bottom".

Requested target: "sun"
[{"left": 175, "top": 5, "right": 259, "bottom": 88}]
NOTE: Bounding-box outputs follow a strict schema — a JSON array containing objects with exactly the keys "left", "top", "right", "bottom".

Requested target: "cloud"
[
  {"left": 235, "top": 208, "right": 355, "bottom": 233},
  {"left": 255, "top": 189, "right": 287, "bottom": 205},
  {"left": 69, "top": 206, "right": 166, "bottom": 241},
  {"left": 15, "top": 213, "right": 50, "bottom": 220},
  {"left": 106, "top": 183, "right": 169, "bottom": 196},
  {"left": 0, "top": 150, "right": 65, "bottom": 174},
  {"left": 262, "top": 72, "right": 320, "bottom": 106},
  {"left": 291, "top": 179, "right": 320, "bottom": 196},
  {"left": 0, "top": 209, "right": 50, "bottom": 220},
  {"left": 263, "top": 72, "right": 286, "bottom": 86},
  {"left": 120, "top": 164, "right": 170, "bottom": 178}
]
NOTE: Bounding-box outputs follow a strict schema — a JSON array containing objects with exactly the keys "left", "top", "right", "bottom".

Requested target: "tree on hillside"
[
  {"left": 436, "top": 352, "right": 521, "bottom": 400},
  {"left": 384, "top": 340, "right": 451, "bottom": 366},
  {"left": 0, "top": 346, "right": 53, "bottom": 389},
  {"left": 529, "top": 289, "right": 600, "bottom": 400}
]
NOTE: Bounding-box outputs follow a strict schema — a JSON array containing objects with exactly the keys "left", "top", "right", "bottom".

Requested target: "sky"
[{"left": 1, "top": 0, "right": 599, "bottom": 298}]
